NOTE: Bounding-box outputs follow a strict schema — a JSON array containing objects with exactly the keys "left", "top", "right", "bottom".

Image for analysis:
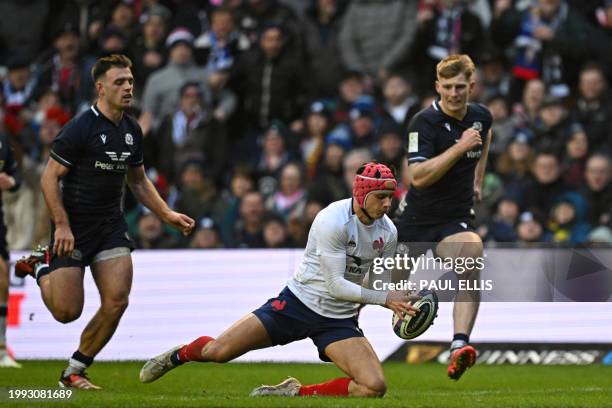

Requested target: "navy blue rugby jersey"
[
  {"left": 400, "top": 100, "right": 492, "bottom": 224},
  {"left": 50, "top": 105, "right": 143, "bottom": 219}
]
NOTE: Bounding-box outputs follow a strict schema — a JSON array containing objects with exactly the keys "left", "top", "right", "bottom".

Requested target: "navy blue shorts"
[
  {"left": 398, "top": 218, "right": 476, "bottom": 257},
  {"left": 252, "top": 287, "right": 364, "bottom": 362}
]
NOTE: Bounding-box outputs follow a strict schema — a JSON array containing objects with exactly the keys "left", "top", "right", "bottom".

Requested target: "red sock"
[
  {"left": 298, "top": 377, "right": 351, "bottom": 396},
  {"left": 177, "top": 336, "right": 214, "bottom": 362}
]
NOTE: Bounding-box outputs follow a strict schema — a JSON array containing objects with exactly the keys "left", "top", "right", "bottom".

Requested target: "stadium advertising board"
[{"left": 6, "top": 249, "right": 612, "bottom": 362}]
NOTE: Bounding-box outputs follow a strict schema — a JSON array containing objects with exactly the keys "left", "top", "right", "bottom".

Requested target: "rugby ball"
[{"left": 392, "top": 289, "right": 438, "bottom": 340}]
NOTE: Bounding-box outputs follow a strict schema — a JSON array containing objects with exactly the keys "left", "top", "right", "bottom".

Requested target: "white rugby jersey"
[{"left": 288, "top": 198, "right": 397, "bottom": 318}]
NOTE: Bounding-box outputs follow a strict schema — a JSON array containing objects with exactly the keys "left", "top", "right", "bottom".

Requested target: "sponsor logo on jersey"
[
  {"left": 460, "top": 222, "right": 467, "bottom": 229},
  {"left": 105, "top": 152, "right": 131, "bottom": 162},
  {"left": 125, "top": 133, "right": 133, "bottom": 145},
  {"left": 444, "top": 122, "right": 451, "bottom": 132},
  {"left": 100, "top": 134, "right": 107, "bottom": 144}
]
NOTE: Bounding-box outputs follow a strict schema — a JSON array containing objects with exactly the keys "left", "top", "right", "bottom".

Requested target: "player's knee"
[
  {"left": 360, "top": 378, "right": 387, "bottom": 397},
  {"left": 52, "top": 307, "right": 82, "bottom": 323},
  {"left": 101, "top": 296, "right": 129, "bottom": 317}
]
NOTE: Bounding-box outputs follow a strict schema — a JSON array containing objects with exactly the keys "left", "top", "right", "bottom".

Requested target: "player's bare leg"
[
  {"left": 59, "top": 252, "right": 132, "bottom": 389},
  {"left": 0, "top": 257, "right": 20, "bottom": 368},
  {"left": 251, "top": 337, "right": 386, "bottom": 398},
  {"left": 79, "top": 253, "right": 132, "bottom": 357},
  {"left": 437, "top": 231, "right": 482, "bottom": 380},
  {"left": 140, "top": 313, "right": 272, "bottom": 383}
]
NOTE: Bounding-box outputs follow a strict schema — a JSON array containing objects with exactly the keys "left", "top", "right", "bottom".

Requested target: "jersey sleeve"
[
  {"left": 406, "top": 115, "right": 436, "bottom": 164},
  {"left": 50, "top": 119, "right": 82, "bottom": 168},
  {"left": 128, "top": 120, "right": 144, "bottom": 167}
]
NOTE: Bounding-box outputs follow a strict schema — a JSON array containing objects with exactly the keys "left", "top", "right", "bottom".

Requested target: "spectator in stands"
[
  {"left": 511, "top": 78, "right": 546, "bottom": 129},
  {"left": 262, "top": 214, "right": 293, "bottom": 248},
  {"left": 232, "top": 191, "right": 267, "bottom": 248},
  {"left": 229, "top": 23, "right": 306, "bottom": 156},
  {"left": 533, "top": 95, "right": 572, "bottom": 155},
  {"left": 145, "top": 82, "right": 228, "bottom": 186},
  {"left": 481, "top": 196, "right": 520, "bottom": 242},
  {"left": 496, "top": 129, "right": 535, "bottom": 186},
  {"left": 339, "top": 0, "right": 417, "bottom": 81},
  {"left": 587, "top": 225, "right": 612, "bottom": 246},
  {"left": 347, "top": 106, "right": 377, "bottom": 151},
  {"left": 375, "top": 122, "right": 404, "bottom": 174},
  {"left": 190, "top": 217, "right": 222, "bottom": 249},
  {"left": 561, "top": 123, "right": 589, "bottom": 189},
  {"left": 300, "top": 0, "right": 347, "bottom": 97},
  {"left": 412, "top": 0, "right": 485, "bottom": 92},
  {"left": 172, "top": 160, "right": 225, "bottom": 224},
  {"left": 380, "top": 74, "right": 420, "bottom": 134},
  {"left": 265, "top": 162, "right": 307, "bottom": 221},
  {"left": 491, "top": 0, "right": 594, "bottom": 100},
  {"left": 129, "top": 4, "right": 171, "bottom": 90},
  {"left": 107, "top": 1, "right": 137, "bottom": 42},
  {"left": 544, "top": 193, "right": 590, "bottom": 244},
  {"left": 37, "top": 24, "right": 86, "bottom": 112},
  {"left": 521, "top": 151, "right": 569, "bottom": 215},
  {"left": 257, "top": 124, "right": 293, "bottom": 179},
  {"left": 342, "top": 148, "right": 372, "bottom": 194},
  {"left": 139, "top": 27, "right": 237, "bottom": 134},
  {"left": 572, "top": 63, "right": 612, "bottom": 152},
  {"left": 234, "top": 0, "right": 299, "bottom": 47},
  {"left": 581, "top": 153, "right": 612, "bottom": 227},
  {"left": 308, "top": 133, "right": 350, "bottom": 205},
  {"left": 486, "top": 94, "right": 514, "bottom": 160},
  {"left": 300, "top": 101, "right": 332, "bottom": 181},
  {"left": 3, "top": 58, "right": 37, "bottom": 136},
  {"left": 134, "top": 211, "right": 180, "bottom": 249},
  {"left": 333, "top": 71, "right": 369, "bottom": 123},
  {"left": 516, "top": 211, "right": 544, "bottom": 245},
  {"left": 479, "top": 50, "right": 512, "bottom": 101},
  {"left": 195, "top": 6, "right": 250, "bottom": 70},
  {"left": 220, "top": 166, "right": 256, "bottom": 246},
  {"left": 0, "top": 0, "right": 48, "bottom": 63}
]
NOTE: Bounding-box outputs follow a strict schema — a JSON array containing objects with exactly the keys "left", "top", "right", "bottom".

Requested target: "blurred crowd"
[{"left": 0, "top": 0, "right": 611, "bottom": 250}]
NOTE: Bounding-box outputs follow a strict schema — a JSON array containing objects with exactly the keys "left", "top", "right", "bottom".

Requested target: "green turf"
[{"left": 1, "top": 361, "right": 611, "bottom": 407}]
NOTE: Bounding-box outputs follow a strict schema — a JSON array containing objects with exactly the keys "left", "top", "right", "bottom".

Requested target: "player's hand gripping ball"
[{"left": 392, "top": 289, "right": 438, "bottom": 339}]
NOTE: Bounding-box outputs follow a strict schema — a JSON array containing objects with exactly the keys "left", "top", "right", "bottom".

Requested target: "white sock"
[
  {"left": 63, "top": 358, "right": 87, "bottom": 376},
  {"left": 450, "top": 339, "right": 467, "bottom": 351}
]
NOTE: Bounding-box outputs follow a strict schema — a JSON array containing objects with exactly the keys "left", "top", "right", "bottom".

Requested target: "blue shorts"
[{"left": 252, "top": 287, "right": 364, "bottom": 362}]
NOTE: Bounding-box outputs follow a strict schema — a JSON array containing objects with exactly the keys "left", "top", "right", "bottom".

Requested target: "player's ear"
[{"left": 95, "top": 80, "right": 104, "bottom": 96}]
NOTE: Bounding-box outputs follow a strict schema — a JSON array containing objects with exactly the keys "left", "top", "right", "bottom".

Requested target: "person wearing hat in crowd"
[
  {"left": 307, "top": 128, "right": 350, "bottom": 206},
  {"left": 139, "top": 27, "right": 237, "bottom": 135},
  {"left": 141, "top": 162, "right": 425, "bottom": 400},
  {"left": 495, "top": 129, "right": 535, "bottom": 188},
  {"left": 190, "top": 217, "right": 222, "bottom": 249},
  {"left": 521, "top": 151, "right": 569, "bottom": 216},
  {"left": 300, "top": 101, "right": 333, "bottom": 181},
  {"left": 561, "top": 123, "right": 589, "bottom": 189},
  {"left": 543, "top": 192, "right": 590, "bottom": 245},
  {"left": 347, "top": 105, "right": 377, "bottom": 151},
  {"left": 256, "top": 123, "right": 294, "bottom": 180},
  {"left": 516, "top": 210, "right": 544, "bottom": 245}
]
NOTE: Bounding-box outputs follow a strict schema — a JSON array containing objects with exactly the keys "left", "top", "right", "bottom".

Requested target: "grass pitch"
[{"left": 1, "top": 361, "right": 611, "bottom": 407}]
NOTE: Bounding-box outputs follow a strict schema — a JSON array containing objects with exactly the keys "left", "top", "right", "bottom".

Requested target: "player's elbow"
[{"left": 411, "top": 175, "right": 429, "bottom": 190}]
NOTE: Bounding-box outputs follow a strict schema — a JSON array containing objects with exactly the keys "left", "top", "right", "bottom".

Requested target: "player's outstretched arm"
[
  {"left": 41, "top": 158, "right": 74, "bottom": 257},
  {"left": 126, "top": 165, "right": 195, "bottom": 236},
  {"left": 411, "top": 127, "right": 482, "bottom": 189},
  {"left": 473, "top": 129, "right": 492, "bottom": 202}
]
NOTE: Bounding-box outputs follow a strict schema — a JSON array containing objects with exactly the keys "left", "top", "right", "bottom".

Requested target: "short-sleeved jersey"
[
  {"left": 399, "top": 100, "right": 492, "bottom": 224},
  {"left": 50, "top": 105, "right": 144, "bottom": 220},
  {"left": 288, "top": 198, "right": 397, "bottom": 318}
]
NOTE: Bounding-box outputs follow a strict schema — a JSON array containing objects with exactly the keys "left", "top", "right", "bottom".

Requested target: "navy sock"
[{"left": 453, "top": 333, "right": 470, "bottom": 343}]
